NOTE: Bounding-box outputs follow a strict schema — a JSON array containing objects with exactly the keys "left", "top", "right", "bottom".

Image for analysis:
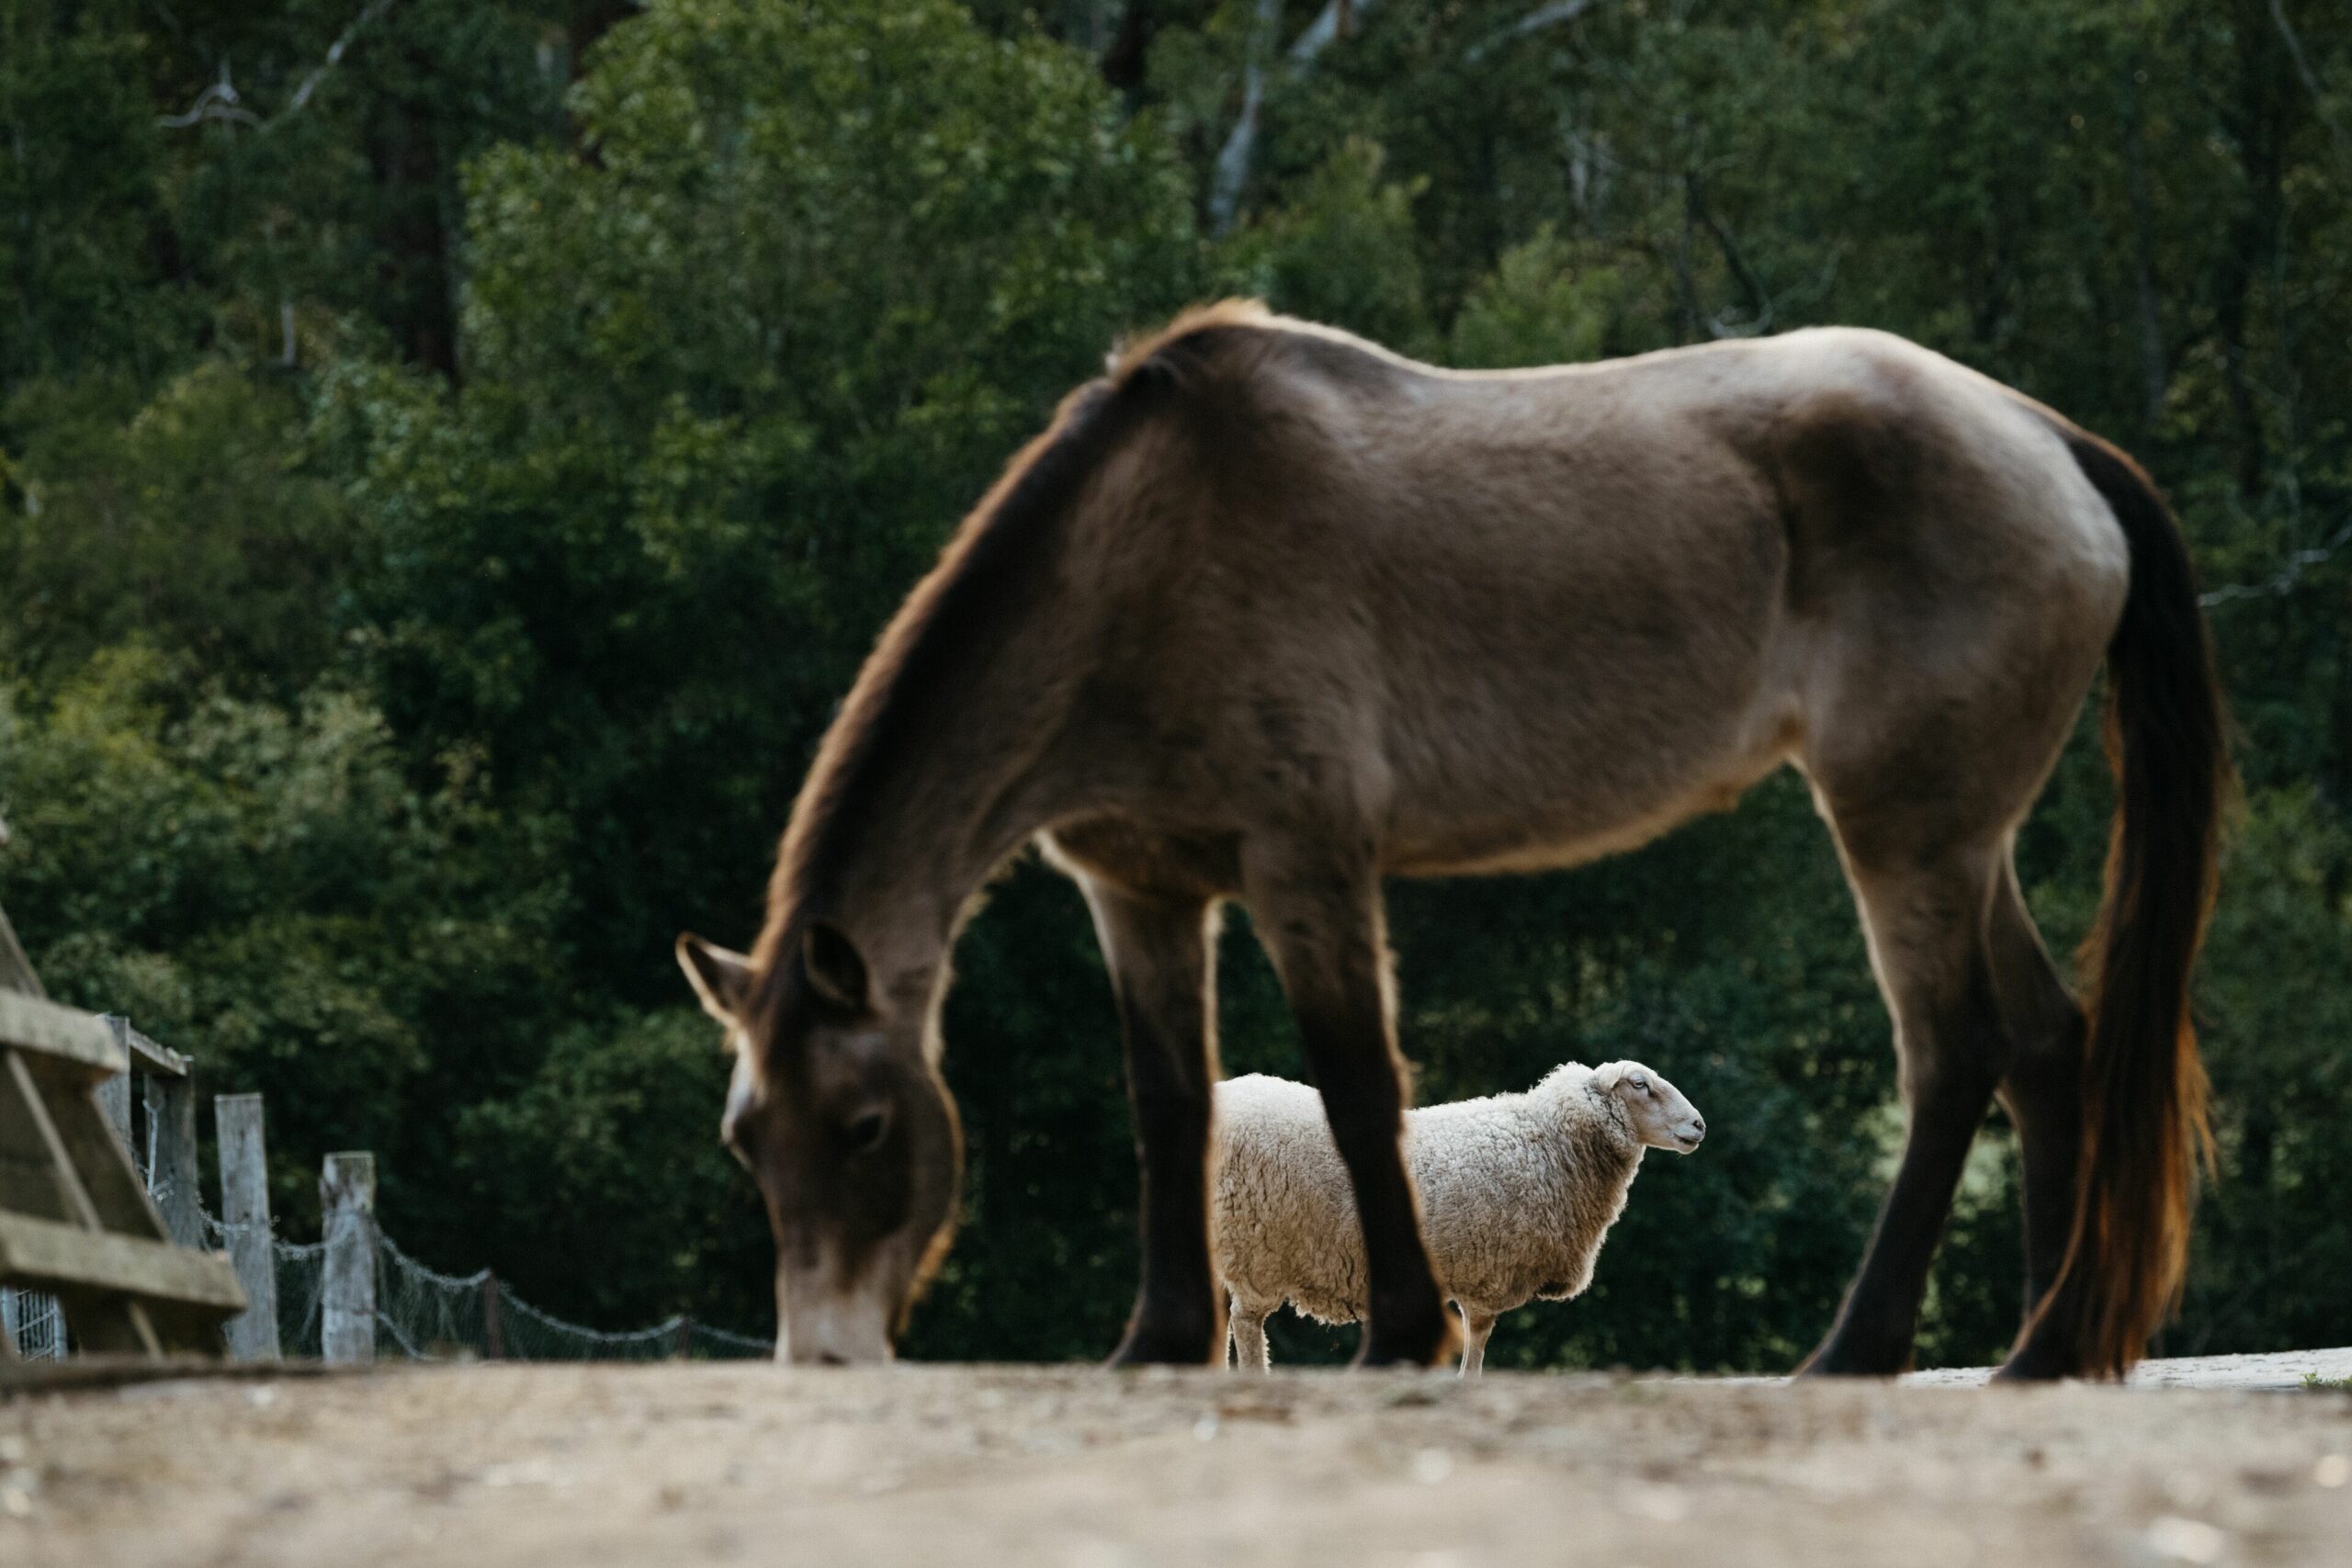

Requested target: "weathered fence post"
[
  {"left": 215, "top": 1094, "right": 281, "bottom": 1361},
  {"left": 481, "top": 1269, "right": 505, "bottom": 1359},
  {"left": 674, "top": 1314, "right": 694, "bottom": 1360},
  {"left": 143, "top": 1070, "right": 202, "bottom": 1249},
  {"left": 97, "top": 1015, "right": 134, "bottom": 1156},
  {"left": 321, "top": 1152, "right": 377, "bottom": 1365}
]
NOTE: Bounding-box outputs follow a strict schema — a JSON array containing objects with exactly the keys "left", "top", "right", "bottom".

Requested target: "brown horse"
[{"left": 678, "top": 301, "right": 2225, "bottom": 1376}]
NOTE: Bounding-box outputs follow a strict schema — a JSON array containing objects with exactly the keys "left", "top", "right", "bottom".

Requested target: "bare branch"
[
  {"left": 1208, "top": 0, "right": 1283, "bottom": 235},
  {"left": 2268, "top": 0, "right": 2352, "bottom": 166},
  {"left": 1464, "top": 0, "right": 1602, "bottom": 65},
  {"left": 1208, "top": 0, "right": 1384, "bottom": 235},
  {"left": 1286, "top": 0, "right": 1356, "bottom": 66},
  {"left": 157, "top": 0, "right": 401, "bottom": 133},
  {"left": 286, "top": 0, "right": 401, "bottom": 118},
  {"left": 2199, "top": 518, "right": 2352, "bottom": 606},
  {"left": 156, "top": 62, "right": 260, "bottom": 130},
  {"left": 1684, "top": 171, "right": 1772, "bottom": 336}
]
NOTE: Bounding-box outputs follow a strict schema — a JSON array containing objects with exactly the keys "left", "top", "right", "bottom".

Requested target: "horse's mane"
[{"left": 749, "top": 303, "right": 1275, "bottom": 988}]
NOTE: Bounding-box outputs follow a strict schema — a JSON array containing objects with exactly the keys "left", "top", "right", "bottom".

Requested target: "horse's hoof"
[
  {"left": 1356, "top": 1309, "right": 1460, "bottom": 1370},
  {"left": 1107, "top": 1314, "right": 1224, "bottom": 1369},
  {"left": 1793, "top": 1337, "right": 1910, "bottom": 1379},
  {"left": 1992, "top": 1337, "right": 2086, "bottom": 1382}
]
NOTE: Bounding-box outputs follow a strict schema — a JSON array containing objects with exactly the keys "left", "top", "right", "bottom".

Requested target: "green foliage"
[
  {"left": 1216, "top": 137, "right": 1434, "bottom": 352},
  {"left": 1448, "top": 228, "right": 1633, "bottom": 368},
  {"left": 453, "top": 1008, "right": 768, "bottom": 1324},
  {"left": 334, "top": 0, "right": 1200, "bottom": 1000},
  {"left": 0, "top": 1, "right": 177, "bottom": 384},
  {"left": 1, "top": 0, "right": 2347, "bottom": 1364},
  {"left": 2, "top": 363, "right": 355, "bottom": 692},
  {"left": 0, "top": 649, "right": 562, "bottom": 1233}
]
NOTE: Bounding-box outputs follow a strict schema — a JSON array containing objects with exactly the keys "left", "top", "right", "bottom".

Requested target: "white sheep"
[{"left": 1213, "top": 1060, "right": 1704, "bottom": 1374}]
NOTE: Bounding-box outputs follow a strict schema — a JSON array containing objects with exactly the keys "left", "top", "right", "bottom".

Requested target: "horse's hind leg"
[
  {"left": 1080, "top": 881, "right": 1226, "bottom": 1366},
  {"left": 1801, "top": 836, "right": 2011, "bottom": 1376},
  {"left": 1982, "top": 862, "right": 2095, "bottom": 1379}
]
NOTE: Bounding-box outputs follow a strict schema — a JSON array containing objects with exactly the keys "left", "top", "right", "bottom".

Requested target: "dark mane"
[{"left": 748, "top": 308, "right": 1270, "bottom": 989}]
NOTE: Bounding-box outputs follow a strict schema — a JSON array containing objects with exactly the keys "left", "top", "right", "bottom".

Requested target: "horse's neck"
[{"left": 806, "top": 613, "right": 1080, "bottom": 990}]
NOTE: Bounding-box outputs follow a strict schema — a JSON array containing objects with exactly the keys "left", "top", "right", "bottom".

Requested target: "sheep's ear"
[
  {"left": 678, "top": 933, "right": 752, "bottom": 1023},
  {"left": 1590, "top": 1061, "right": 1627, "bottom": 1092}
]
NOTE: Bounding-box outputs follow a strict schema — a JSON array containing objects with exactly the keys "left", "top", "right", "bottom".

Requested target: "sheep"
[{"left": 1212, "top": 1059, "right": 1704, "bottom": 1374}]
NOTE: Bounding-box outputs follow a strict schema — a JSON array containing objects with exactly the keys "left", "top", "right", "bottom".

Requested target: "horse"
[{"left": 677, "top": 300, "right": 2226, "bottom": 1376}]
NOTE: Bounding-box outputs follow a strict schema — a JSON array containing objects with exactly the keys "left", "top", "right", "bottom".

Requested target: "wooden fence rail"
[{"left": 0, "top": 991, "right": 243, "bottom": 1360}]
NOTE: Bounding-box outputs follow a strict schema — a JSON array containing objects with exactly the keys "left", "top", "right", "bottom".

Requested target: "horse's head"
[{"left": 677, "top": 925, "right": 961, "bottom": 1364}]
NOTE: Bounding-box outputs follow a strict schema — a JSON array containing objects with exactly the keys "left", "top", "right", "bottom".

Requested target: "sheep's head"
[{"left": 1593, "top": 1061, "right": 1705, "bottom": 1153}]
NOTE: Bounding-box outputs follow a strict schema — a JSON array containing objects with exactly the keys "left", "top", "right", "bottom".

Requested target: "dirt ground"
[{"left": 6, "top": 1356, "right": 2351, "bottom": 1568}]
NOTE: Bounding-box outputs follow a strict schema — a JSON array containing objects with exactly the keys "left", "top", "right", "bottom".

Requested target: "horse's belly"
[
  {"left": 1381, "top": 746, "right": 1788, "bottom": 876},
  {"left": 1375, "top": 645, "right": 1803, "bottom": 877}
]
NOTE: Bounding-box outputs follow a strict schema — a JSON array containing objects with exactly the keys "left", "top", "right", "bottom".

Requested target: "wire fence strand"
[{"left": 11, "top": 1206, "right": 770, "bottom": 1365}]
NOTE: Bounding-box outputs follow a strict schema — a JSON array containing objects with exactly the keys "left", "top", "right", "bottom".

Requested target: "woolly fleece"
[{"left": 1212, "top": 1061, "right": 1701, "bottom": 1357}]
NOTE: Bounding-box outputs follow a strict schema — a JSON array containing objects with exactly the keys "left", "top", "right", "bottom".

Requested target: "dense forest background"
[{"left": 3, "top": 0, "right": 2346, "bottom": 1371}]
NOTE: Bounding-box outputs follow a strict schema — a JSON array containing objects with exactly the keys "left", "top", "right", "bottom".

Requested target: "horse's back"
[{"left": 1062, "top": 319, "right": 2130, "bottom": 874}]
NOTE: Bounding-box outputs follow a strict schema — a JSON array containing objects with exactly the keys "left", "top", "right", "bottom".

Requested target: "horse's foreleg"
[
  {"left": 1083, "top": 882, "right": 1226, "bottom": 1366},
  {"left": 1801, "top": 845, "right": 2007, "bottom": 1377},
  {"left": 1242, "top": 842, "right": 1454, "bottom": 1370}
]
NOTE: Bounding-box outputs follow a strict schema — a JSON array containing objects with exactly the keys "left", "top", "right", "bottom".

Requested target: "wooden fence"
[
  {"left": 4, "top": 890, "right": 763, "bottom": 1368},
  {"left": 0, "top": 995, "right": 243, "bottom": 1359}
]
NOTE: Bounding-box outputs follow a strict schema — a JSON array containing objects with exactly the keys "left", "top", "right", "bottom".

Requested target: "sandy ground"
[{"left": 5, "top": 1357, "right": 2351, "bottom": 1568}]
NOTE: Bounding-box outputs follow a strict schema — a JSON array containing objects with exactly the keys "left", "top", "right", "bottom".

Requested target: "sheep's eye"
[{"left": 842, "top": 1110, "right": 890, "bottom": 1154}]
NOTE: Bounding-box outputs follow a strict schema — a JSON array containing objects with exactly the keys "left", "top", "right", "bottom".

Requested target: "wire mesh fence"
[
  {"left": 187, "top": 1213, "right": 772, "bottom": 1363},
  {"left": 3, "top": 1286, "right": 64, "bottom": 1359},
  {"left": 6, "top": 1056, "right": 770, "bottom": 1362},
  {"left": 11, "top": 1206, "right": 768, "bottom": 1365}
]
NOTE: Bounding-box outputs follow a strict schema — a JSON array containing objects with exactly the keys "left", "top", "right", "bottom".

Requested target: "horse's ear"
[
  {"left": 801, "top": 920, "right": 871, "bottom": 1017},
  {"left": 677, "top": 933, "right": 752, "bottom": 1022}
]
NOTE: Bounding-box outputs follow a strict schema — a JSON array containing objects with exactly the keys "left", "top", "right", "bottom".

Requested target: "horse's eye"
[{"left": 842, "top": 1110, "right": 890, "bottom": 1154}]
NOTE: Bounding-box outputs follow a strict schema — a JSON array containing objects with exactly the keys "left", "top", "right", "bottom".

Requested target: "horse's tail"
[{"left": 2028, "top": 422, "right": 2230, "bottom": 1377}]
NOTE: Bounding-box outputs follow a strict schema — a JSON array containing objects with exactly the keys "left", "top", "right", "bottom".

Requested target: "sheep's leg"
[
  {"left": 1081, "top": 881, "right": 1226, "bottom": 1367},
  {"left": 1800, "top": 842, "right": 2007, "bottom": 1378},
  {"left": 1230, "top": 1301, "right": 1272, "bottom": 1372},
  {"left": 1241, "top": 839, "right": 1455, "bottom": 1370},
  {"left": 1457, "top": 1308, "right": 1496, "bottom": 1377}
]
